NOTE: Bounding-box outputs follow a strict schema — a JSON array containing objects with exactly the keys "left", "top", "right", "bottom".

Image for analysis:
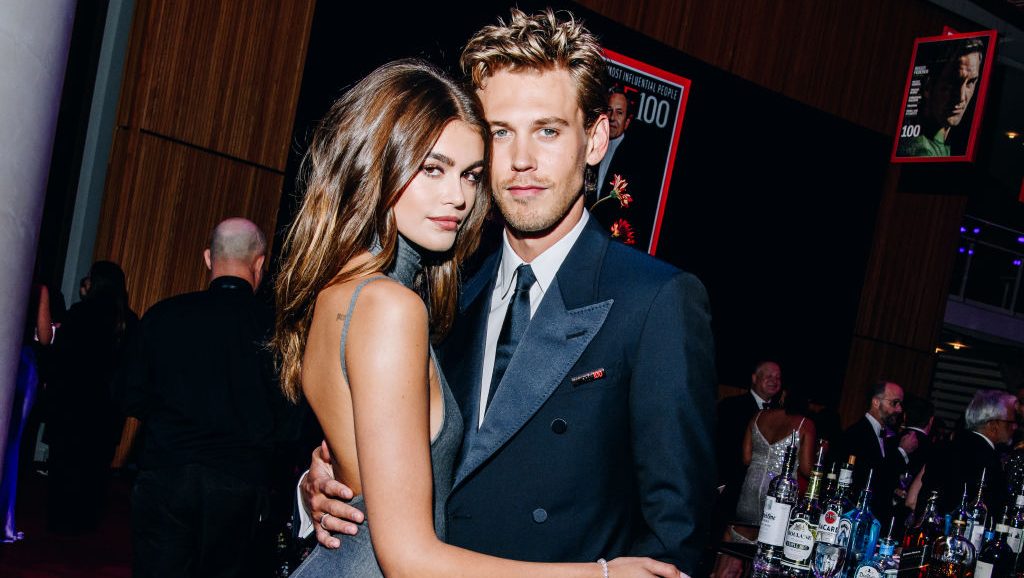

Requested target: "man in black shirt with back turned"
[{"left": 118, "top": 218, "right": 285, "bottom": 578}]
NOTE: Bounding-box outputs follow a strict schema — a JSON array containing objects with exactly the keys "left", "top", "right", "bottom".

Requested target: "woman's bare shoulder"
[
  {"left": 313, "top": 276, "right": 426, "bottom": 336},
  {"left": 314, "top": 276, "right": 422, "bottom": 320}
]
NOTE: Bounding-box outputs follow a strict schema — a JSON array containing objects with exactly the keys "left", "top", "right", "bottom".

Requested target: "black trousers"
[{"left": 131, "top": 463, "right": 269, "bottom": 578}]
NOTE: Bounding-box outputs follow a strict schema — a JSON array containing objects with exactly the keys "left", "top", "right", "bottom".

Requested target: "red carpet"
[{"left": 0, "top": 469, "right": 132, "bottom": 578}]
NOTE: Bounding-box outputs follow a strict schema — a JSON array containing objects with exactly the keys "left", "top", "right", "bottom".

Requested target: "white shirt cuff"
[{"left": 296, "top": 469, "right": 315, "bottom": 538}]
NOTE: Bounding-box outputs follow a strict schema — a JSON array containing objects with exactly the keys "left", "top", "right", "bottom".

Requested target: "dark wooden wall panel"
[
  {"left": 119, "top": 0, "right": 314, "bottom": 170},
  {"left": 855, "top": 183, "right": 968, "bottom": 349},
  {"left": 577, "top": 0, "right": 973, "bottom": 134},
  {"left": 96, "top": 0, "right": 315, "bottom": 315},
  {"left": 837, "top": 166, "right": 968, "bottom": 426},
  {"left": 96, "top": 131, "right": 283, "bottom": 314},
  {"left": 839, "top": 337, "right": 939, "bottom": 427}
]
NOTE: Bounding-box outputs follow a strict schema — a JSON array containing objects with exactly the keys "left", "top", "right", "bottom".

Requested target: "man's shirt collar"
[{"left": 495, "top": 210, "right": 589, "bottom": 300}]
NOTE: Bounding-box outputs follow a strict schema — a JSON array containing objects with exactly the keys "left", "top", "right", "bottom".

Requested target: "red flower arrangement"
[
  {"left": 591, "top": 174, "right": 636, "bottom": 245},
  {"left": 610, "top": 219, "right": 636, "bottom": 246},
  {"left": 592, "top": 174, "right": 633, "bottom": 210}
]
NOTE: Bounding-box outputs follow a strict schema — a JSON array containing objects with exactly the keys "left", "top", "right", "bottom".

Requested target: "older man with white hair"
[{"left": 919, "top": 389, "right": 1016, "bottom": 518}]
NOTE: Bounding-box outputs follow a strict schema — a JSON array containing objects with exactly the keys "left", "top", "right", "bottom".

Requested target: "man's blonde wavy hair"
[{"left": 460, "top": 8, "right": 608, "bottom": 129}]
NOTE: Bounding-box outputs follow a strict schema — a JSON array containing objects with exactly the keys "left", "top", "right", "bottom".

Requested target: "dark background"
[{"left": 275, "top": 1, "right": 890, "bottom": 406}]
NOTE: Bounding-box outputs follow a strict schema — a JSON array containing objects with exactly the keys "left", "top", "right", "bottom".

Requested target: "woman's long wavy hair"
[{"left": 274, "top": 59, "right": 490, "bottom": 402}]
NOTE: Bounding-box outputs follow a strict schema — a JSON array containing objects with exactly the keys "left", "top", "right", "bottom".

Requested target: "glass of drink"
[{"left": 811, "top": 542, "right": 847, "bottom": 578}]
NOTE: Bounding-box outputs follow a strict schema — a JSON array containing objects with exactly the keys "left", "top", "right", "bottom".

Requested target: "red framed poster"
[
  {"left": 592, "top": 49, "right": 691, "bottom": 254},
  {"left": 891, "top": 30, "right": 997, "bottom": 163}
]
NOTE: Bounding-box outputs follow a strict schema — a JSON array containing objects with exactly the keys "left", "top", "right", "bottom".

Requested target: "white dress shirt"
[
  {"left": 865, "top": 413, "right": 887, "bottom": 458},
  {"left": 477, "top": 211, "right": 590, "bottom": 427}
]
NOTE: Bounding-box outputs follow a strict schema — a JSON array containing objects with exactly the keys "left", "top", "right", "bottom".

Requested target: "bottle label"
[
  {"left": 835, "top": 518, "right": 853, "bottom": 549},
  {"left": 758, "top": 497, "right": 793, "bottom": 547},
  {"left": 975, "top": 561, "right": 994, "bottom": 578},
  {"left": 839, "top": 469, "right": 854, "bottom": 485},
  {"left": 1008, "top": 527, "right": 1023, "bottom": 553},
  {"left": 901, "top": 547, "right": 925, "bottom": 569},
  {"left": 783, "top": 519, "right": 815, "bottom": 563},
  {"left": 968, "top": 523, "right": 985, "bottom": 551},
  {"left": 817, "top": 508, "right": 841, "bottom": 544},
  {"left": 855, "top": 566, "right": 881, "bottom": 578}
]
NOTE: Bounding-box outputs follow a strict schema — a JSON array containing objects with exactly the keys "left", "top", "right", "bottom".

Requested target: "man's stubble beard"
[{"left": 493, "top": 171, "right": 586, "bottom": 236}]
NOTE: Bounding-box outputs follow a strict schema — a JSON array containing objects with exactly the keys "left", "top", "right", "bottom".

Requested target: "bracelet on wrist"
[{"left": 597, "top": 558, "right": 609, "bottom": 578}]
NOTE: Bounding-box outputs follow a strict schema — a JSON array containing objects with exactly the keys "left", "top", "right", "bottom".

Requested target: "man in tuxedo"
[
  {"left": 920, "top": 390, "right": 1015, "bottom": 517},
  {"left": 835, "top": 381, "right": 915, "bottom": 524},
  {"left": 716, "top": 361, "right": 781, "bottom": 495},
  {"left": 301, "top": 8, "right": 716, "bottom": 573}
]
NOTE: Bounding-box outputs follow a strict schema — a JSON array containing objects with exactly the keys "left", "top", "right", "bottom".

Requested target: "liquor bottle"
[
  {"left": 812, "top": 459, "right": 849, "bottom": 578},
  {"left": 901, "top": 491, "right": 946, "bottom": 571},
  {"left": 753, "top": 432, "right": 801, "bottom": 578},
  {"left": 822, "top": 464, "right": 839, "bottom": 504},
  {"left": 925, "top": 518, "right": 976, "bottom": 578},
  {"left": 836, "top": 456, "right": 857, "bottom": 513},
  {"left": 819, "top": 467, "right": 849, "bottom": 546},
  {"left": 1006, "top": 491, "right": 1024, "bottom": 555},
  {"left": 967, "top": 469, "right": 989, "bottom": 552},
  {"left": 784, "top": 444, "right": 828, "bottom": 577},
  {"left": 853, "top": 518, "right": 899, "bottom": 578},
  {"left": 982, "top": 516, "right": 995, "bottom": 549},
  {"left": 839, "top": 469, "right": 881, "bottom": 578},
  {"left": 975, "top": 508, "right": 1013, "bottom": 578}
]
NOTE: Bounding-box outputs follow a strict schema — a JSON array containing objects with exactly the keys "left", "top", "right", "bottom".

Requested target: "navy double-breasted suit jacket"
[{"left": 438, "top": 217, "right": 716, "bottom": 572}]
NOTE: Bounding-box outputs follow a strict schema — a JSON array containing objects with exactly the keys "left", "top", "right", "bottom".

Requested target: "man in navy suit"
[{"left": 301, "top": 8, "right": 716, "bottom": 573}]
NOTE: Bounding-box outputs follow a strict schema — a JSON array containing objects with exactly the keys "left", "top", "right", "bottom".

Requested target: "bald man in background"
[{"left": 117, "top": 218, "right": 289, "bottom": 578}]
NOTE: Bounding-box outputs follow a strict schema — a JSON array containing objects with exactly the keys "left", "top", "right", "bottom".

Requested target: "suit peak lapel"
[
  {"left": 453, "top": 278, "right": 612, "bottom": 488},
  {"left": 555, "top": 216, "right": 611, "bottom": 309}
]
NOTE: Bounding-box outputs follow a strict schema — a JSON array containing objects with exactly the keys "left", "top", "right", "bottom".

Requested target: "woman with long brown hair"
[{"left": 276, "top": 59, "right": 679, "bottom": 578}]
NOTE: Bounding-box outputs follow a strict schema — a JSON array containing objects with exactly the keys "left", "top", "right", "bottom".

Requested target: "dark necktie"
[{"left": 486, "top": 264, "right": 536, "bottom": 413}]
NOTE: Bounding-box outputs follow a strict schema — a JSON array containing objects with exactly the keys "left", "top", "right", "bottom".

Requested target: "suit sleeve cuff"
[
  {"left": 898, "top": 447, "right": 909, "bottom": 463},
  {"left": 296, "top": 470, "right": 314, "bottom": 538}
]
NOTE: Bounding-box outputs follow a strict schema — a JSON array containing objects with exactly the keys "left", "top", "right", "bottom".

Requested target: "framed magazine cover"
[
  {"left": 891, "top": 30, "right": 997, "bottom": 163},
  {"left": 594, "top": 49, "right": 691, "bottom": 254}
]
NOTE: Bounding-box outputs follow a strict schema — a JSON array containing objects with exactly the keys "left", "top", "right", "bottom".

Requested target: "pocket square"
[{"left": 570, "top": 368, "right": 605, "bottom": 386}]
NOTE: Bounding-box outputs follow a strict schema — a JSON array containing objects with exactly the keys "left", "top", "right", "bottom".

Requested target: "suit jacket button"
[
  {"left": 532, "top": 508, "right": 548, "bottom": 523},
  {"left": 551, "top": 418, "right": 568, "bottom": 434}
]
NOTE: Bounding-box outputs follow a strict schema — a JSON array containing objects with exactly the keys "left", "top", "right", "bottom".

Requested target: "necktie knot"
[{"left": 514, "top": 264, "right": 536, "bottom": 294}]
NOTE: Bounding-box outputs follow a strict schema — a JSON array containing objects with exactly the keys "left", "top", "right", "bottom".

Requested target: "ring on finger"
[{"left": 320, "top": 512, "right": 331, "bottom": 528}]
